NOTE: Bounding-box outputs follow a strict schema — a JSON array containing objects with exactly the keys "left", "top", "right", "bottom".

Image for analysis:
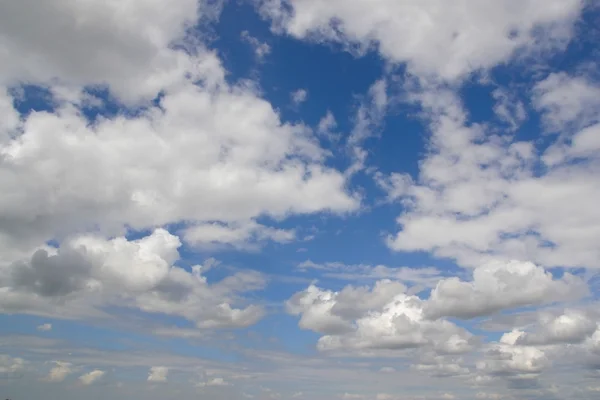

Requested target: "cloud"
[
  {"left": 287, "top": 281, "right": 473, "bottom": 354},
  {"left": 412, "top": 354, "right": 470, "bottom": 378},
  {"left": 424, "top": 260, "right": 587, "bottom": 319},
  {"left": 476, "top": 333, "right": 550, "bottom": 380},
  {"left": 44, "top": 361, "right": 73, "bottom": 382},
  {"left": 79, "top": 370, "right": 105, "bottom": 385},
  {"left": 385, "top": 82, "right": 600, "bottom": 270},
  {"left": 533, "top": 72, "right": 600, "bottom": 132},
  {"left": 183, "top": 220, "right": 295, "bottom": 250},
  {"left": 197, "top": 377, "right": 230, "bottom": 387},
  {"left": 241, "top": 31, "right": 272, "bottom": 61},
  {"left": 148, "top": 366, "right": 169, "bottom": 382},
  {"left": 515, "top": 310, "right": 598, "bottom": 346},
  {"left": 0, "top": 355, "right": 26, "bottom": 378},
  {"left": 0, "top": 68, "right": 357, "bottom": 261},
  {"left": 37, "top": 323, "right": 52, "bottom": 332},
  {"left": 0, "top": 0, "right": 218, "bottom": 104},
  {"left": 0, "top": 229, "right": 266, "bottom": 329},
  {"left": 291, "top": 89, "right": 308, "bottom": 105},
  {"left": 297, "top": 260, "right": 443, "bottom": 288},
  {"left": 258, "top": 0, "right": 583, "bottom": 80}
]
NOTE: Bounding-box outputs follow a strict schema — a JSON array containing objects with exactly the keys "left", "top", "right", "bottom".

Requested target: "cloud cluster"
[
  {"left": 287, "top": 280, "right": 474, "bottom": 354},
  {"left": 288, "top": 260, "right": 587, "bottom": 362},
  {"left": 0, "top": 0, "right": 359, "bottom": 334},
  {"left": 1, "top": 229, "right": 265, "bottom": 329},
  {"left": 258, "top": 0, "right": 583, "bottom": 80},
  {"left": 383, "top": 76, "right": 600, "bottom": 269},
  {"left": 424, "top": 260, "right": 586, "bottom": 319}
]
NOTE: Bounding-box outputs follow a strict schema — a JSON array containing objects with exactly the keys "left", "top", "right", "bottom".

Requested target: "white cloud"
[
  {"left": 385, "top": 82, "right": 600, "bottom": 269},
  {"left": 533, "top": 72, "right": 600, "bottom": 132},
  {"left": 37, "top": 323, "right": 52, "bottom": 332},
  {"left": 515, "top": 310, "right": 598, "bottom": 345},
  {"left": 79, "top": 369, "right": 105, "bottom": 385},
  {"left": 424, "top": 260, "right": 587, "bottom": 319},
  {"left": 148, "top": 366, "right": 169, "bottom": 382},
  {"left": 0, "top": 0, "right": 219, "bottom": 104},
  {"left": 44, "top": 361, "right": 73, "bottom": 382},
  {"left": 0, "top": 0, "right": 360, "bottom": 335},
  {"left": 258, "top": 0, "right": 583, "bottom": 80},
  {"left": 492, "top": 87, "right": 527, "bottom": 131},
  {"left": 291, "top": 89, "right": 308, "bottom": 105},
  {"left": 0, "top": 72, "right": 357, "bottom": 262},
  {"left": 476, "top": 337, "right": 550, "bottom": 379},
  {"left": 0, "top": 230, "right": 266, "bottom": 329},
  {"left": 184, "top": 220, "right": 295, "bottom": 250},
  {"left": 317, "top": 111, "right": 339, "bottom": 141},
  {"left": 241, "top": 30, "right": 272, "bottom": 61},
  {"left": 287, "top": 281, "right": 473, "bottom": 354},
  {"left": 197, "top": 377, "right": 230, "bottom": 387}
]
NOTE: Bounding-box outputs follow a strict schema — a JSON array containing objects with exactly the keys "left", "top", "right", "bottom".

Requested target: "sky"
[{"left": 1, "top": 1, "right": 600, "bottom": 399}]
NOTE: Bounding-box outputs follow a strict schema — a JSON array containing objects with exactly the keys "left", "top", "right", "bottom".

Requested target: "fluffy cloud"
[
  {"left": 385, "top": 79, "right": 600, "bottom": 269},
  {"left": 515, "top": 310, "right": 598, "bottom": 346},
  {"left": 0, "top": 229, "right": 265, "bottom": 329},
  {"left": 79, "top": 370, "right": 105, "bottom": 385},
  {"left": 287, "top": 281, "right": 473, "bottom": 354},
  {"left": 533, "top": 72, "right": 600, "bottom": 132},
  {"left": 476, "top": 331, "right": 550, "bottom": 379},
  {"left": 0, "top": 0, "right": 221, "bottom": 103},
  {"left": 0, "top": 73, "right": 357, "bottom": 262},
  {"left": 258, "top": 0, "right": 583, "bottom": 80},
  {"left": 424, "top": 260, "right": 587, "bottom": 319},
  {"left": 148, "top": 366, "right": 169, "bottom": 382},
  {"left": 44, "top": 361, "right": 73, "bottom": 383},
  {"left": 0, "top": 0, "right": 359, "bottom": 336}
]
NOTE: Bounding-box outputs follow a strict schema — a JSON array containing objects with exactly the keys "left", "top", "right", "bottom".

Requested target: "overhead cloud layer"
[{"left": 2, "top": 1, "right": 600, "bottom": 400}]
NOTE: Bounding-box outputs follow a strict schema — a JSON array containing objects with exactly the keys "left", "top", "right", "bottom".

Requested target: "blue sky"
[{"left": 1, "top": 1, "right": 600, "bottom": 400}]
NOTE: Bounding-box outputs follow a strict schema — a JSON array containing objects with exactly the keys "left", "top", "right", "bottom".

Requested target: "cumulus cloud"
[
  {"left": 515, "top": 310, "right": 598, "bottom": 346},
  {"left": 0, "top": 229, "right": 266, "bottom": 329},
  {"left": 287, "top": 281, "right": 473, "bottom": 354},
  {"left": 0, "top": 0, "right": 216, "bottom": 104},
  {"left": 424, "top": 260, "right": 587, "bottom": 319},
  {"left": 79, "top": 370, "right": 105, "bottom": 385},
  {"left": 476, "top": 333, "right": 550, "bottom": 380},
  {"left": 533, "top": 72, "right": 600, "bottom": 132},
  {"left": 258, "top": 0, "right": 583, "bottom": 80},
  {"left": 385, "top": 82, "right": 600, "bottom": 270},
  {"left": 148, "top": 366, "right": 169, "bottom": 382},
  {"left": 0, "top": 0, "right": 360, "bottom": 336},
  {"left": 44, "top": 361, "right": 73, "bottom": 383}
]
